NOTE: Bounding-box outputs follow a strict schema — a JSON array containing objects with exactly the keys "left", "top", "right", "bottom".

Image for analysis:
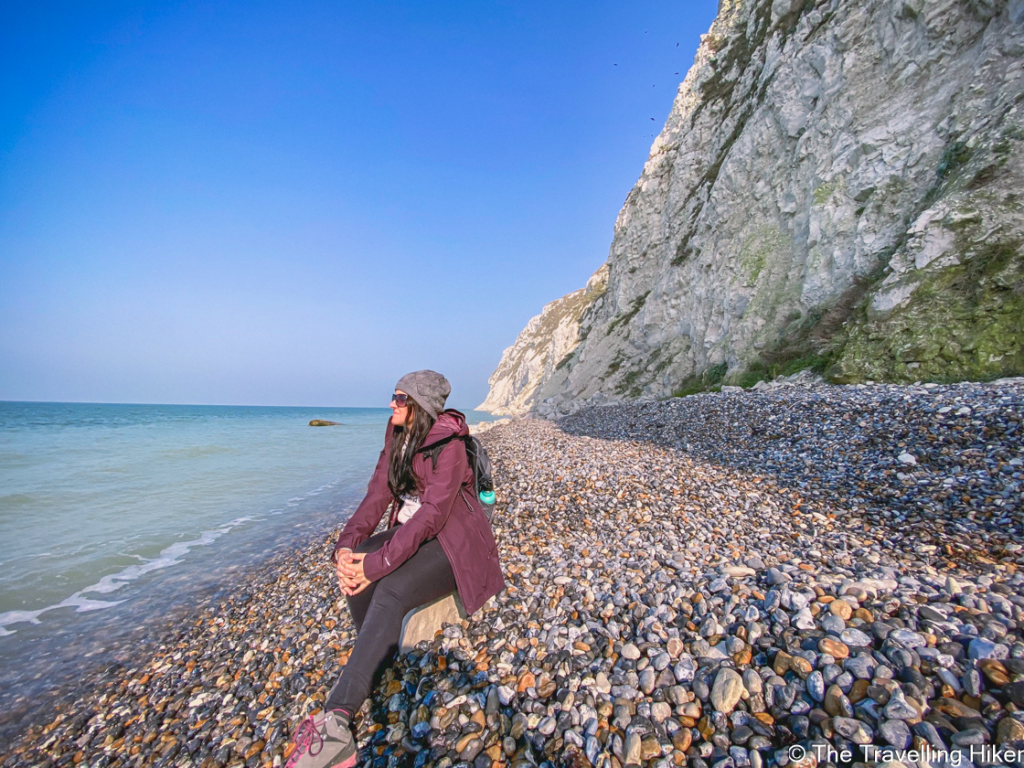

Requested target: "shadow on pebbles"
[{"left": 3, "top": 380, "right": 1023, "bottom": 768}]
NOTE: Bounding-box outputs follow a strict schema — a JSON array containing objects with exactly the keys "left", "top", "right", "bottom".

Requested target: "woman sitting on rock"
[{"left": 287, "top": 370, "right": 506, "bottom": 768}]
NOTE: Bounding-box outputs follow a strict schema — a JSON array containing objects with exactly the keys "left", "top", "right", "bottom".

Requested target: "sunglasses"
[{"left": 391, "top": 393, "right": 410, "bottom": 407}]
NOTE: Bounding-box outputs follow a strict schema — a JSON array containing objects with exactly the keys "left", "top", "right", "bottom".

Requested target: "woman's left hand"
[{"left": 336, "top": 551, "right": 371, "bottom": 595}]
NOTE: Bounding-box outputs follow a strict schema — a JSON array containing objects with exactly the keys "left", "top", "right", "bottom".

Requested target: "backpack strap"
[
  {"left": 416, "top": 433, "right": 462, "bottom": 471},
  {"left": 418, "top": 435, "right": 494, "bottom": 522},
  {"left": 417, "top": 434, "right": 485, "bottom": 505}
]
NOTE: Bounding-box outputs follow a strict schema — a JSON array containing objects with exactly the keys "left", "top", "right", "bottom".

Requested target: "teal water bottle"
[{"left": 479, "top": 490, "right": 496, "bottom": 505}]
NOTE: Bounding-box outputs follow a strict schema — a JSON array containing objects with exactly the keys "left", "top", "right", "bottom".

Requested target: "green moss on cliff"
[
  {"left": 606, "top": 353, "right": 625, "bottom": 377},
  {"left": 671, "top": 362, "right": 728, "bottom": 398},
  {"left": 735, "top": 353, "right": 833, "bottom": 388},
  {"left": 610, "top": 346, "right": 672, "bottom": 398},
  {"left": 739, "top": 228, "right": 796, "bottom": 317},
  {"left": 692, "top": 0, "right": 772, "bottom": 124},
  {"left": 606, "top": 291, "right": 651, "bottom": 334},
  {"left": 821, "top": 124, "right": 1023, "bottom": 385},
  {"left": 739, "top": 226, "right": 789, "bottom": 286},
  {"left": 833, "top": 238, "right": 1024, "bottom": 383},
  {"left": 813, "top": 179, "right": 841, "bottom": 205},
  {"left": 618, "top": 368, "right": 644, "bottom": 396},
  {"left": 554, "top": 351, "right": 575, "bottom": 371},
  {"left": 937, "top": 140, "right": 974, "bottom": 182}
]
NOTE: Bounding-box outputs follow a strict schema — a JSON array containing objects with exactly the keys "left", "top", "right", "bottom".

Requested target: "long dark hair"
[{"left": 388, "top": 398, "right": 436, "bottom": 498}]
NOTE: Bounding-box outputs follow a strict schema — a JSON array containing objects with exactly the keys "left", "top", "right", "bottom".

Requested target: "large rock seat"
[{"left": 398, "top": 592, "right": 466, "bottom": 654}]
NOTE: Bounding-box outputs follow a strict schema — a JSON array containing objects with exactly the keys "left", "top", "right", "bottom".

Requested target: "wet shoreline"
[{"left": 0, "top": 491, "right": 358, "bottom": 750}]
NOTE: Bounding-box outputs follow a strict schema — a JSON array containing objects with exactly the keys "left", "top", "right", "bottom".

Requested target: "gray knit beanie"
[{"left": 395, "top": 370, "right": 451, "bottom": 421}]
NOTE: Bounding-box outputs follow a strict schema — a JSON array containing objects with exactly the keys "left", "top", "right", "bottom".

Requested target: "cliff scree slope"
[{"left": 481, "top": 0, "right": 1024, "bottom": 417}]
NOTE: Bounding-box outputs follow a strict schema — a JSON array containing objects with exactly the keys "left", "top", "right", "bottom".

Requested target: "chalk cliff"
[
  {"left": 478, "top": 266, "right": 608, "bottom": 415},
  {"left": 482, "top": 0, "right": 1024, "bottom": 417}
]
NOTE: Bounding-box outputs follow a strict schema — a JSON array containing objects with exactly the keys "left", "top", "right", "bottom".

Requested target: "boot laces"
[{"left": 286, "top": 714, "right": 325, "bottom": 768}]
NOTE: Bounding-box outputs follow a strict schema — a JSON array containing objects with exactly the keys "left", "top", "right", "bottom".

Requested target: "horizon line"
[{"left": 0, "top": 399, "right": 493, "bottom": 412}]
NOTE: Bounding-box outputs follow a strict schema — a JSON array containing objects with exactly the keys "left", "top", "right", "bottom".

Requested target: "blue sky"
[{"left": 1, "top": 1, "right": 719, "bottom": 408}]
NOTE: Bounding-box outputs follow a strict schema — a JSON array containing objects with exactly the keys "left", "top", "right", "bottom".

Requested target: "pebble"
[
  {"left": 710, "top": 668, "right": 744, "bottom": 713},
  {"left": 625, "top": 730, "right": 643, "bottom": 764},
  {"left": 968, "top": 637, "right": 1007, "bottom": 660},
  {"left": 879, "top": 718, "right": 912, "bottom": 749},
  {"left": 832, "top": 716, "right": 874, "bottom": 744},
  {"left": 3, "top": 379, "right": 1023, "bottom": 768},
  {"left": 840, "top": 628, "right": 872, "bottom": 647},
  {"left": 844, "top": 655, "right": 877, "bottom": 679},
  {"left": 829, "top": 600, "right": 853, "bottom": 620},
  {"left": 882, "top": 688, "right": 919, "bottom": 720},
  {"left": 997, "top": 715, "right": 1024, "bottom": 744},
  {"left": 818, "top": 638, "right": 848, "bottom": 659}
]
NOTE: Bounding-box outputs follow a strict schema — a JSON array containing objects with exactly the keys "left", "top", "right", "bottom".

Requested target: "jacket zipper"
[{"left": 436, "top": 486, "right": 474, "bottom": 604}]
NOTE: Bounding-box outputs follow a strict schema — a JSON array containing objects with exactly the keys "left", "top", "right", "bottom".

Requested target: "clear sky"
[{"left": 1, "top": 1, "right": 719, "bottom": 409}]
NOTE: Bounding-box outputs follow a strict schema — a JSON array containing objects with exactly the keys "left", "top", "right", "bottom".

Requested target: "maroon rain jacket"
[{"left": 333, "top": 410, "right": 505, "bottom": 616}]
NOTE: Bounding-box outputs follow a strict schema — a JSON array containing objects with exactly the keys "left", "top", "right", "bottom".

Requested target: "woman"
[{"left": 287, "top": 370, "right": 505, "bottom": 768}]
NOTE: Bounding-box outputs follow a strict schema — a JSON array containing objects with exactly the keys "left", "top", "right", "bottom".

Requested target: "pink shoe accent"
[{"left": 286, "top": 714, "right": 326, "bottom": 768}]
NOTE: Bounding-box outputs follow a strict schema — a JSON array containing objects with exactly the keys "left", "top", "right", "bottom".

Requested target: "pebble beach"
[{"left": 2, "top": 379, "right": 1023, "bottom": 768}]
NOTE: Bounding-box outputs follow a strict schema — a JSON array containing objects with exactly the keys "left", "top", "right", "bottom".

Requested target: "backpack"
[{"left": 418, "top": 434, "right": 496, "bottom": 520}]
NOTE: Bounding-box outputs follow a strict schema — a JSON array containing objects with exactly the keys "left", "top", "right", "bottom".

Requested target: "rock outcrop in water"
[{"left": 483, "top": 0, "right": 1024, "bottom": 417}]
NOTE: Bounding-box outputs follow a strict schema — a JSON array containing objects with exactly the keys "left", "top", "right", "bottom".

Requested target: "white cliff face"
[
  {"left": 478, "top": 266, "right": 608, "bottom": 415},
  {"left": 485, "top": 0, "right": 1024, "bottom": 416}
]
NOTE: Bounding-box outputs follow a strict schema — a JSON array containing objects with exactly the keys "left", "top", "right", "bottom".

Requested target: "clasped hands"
[{"left": 335, "top": 548, "right": 371, "bottom": 595}]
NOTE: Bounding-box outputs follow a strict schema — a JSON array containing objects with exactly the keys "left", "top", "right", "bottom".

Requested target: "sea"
[{"left": 0, "top": 401, "right": 496, "bottom": 733}]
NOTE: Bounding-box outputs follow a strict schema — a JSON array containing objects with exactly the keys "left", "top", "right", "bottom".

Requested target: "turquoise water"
[
  {"left": 0, "top": 401, "right": 495, "bottom": 714},
  {"left": 0, "top": 402, "right": 386, "bottom": 634}
]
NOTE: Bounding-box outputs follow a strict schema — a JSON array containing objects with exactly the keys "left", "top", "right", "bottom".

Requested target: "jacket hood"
[{"left": 420, "top": 409, "right": 469, "bottom": 448}]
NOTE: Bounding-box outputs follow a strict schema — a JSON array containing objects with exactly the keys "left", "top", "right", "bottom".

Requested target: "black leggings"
[{"left": 325, "top": 527, "right": 457, "bottom": 716}]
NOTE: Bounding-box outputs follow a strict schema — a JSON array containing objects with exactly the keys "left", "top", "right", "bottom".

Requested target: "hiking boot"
[{"left": 286, "top": 710, "right": 357, "bottom": 768}]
